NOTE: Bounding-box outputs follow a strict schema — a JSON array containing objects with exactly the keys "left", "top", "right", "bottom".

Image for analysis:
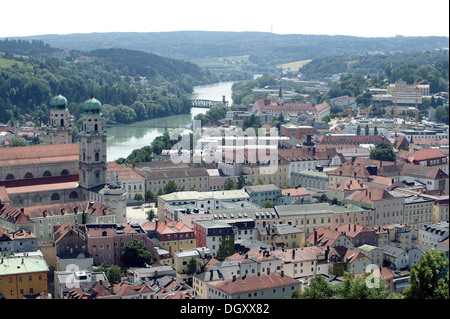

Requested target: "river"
[{"left": 106, "top": 81, "right": 235, "bottom": 161}]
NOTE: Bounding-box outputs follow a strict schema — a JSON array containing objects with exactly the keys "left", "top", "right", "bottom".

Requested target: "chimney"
[
  {"left": 292, "top": 249, "right": 295, "bottom": 259},
  {"left": 354, "top": 224, "right": 356, "bottom": 232},
  {"left": 281, "top": 271, "right": 284, "bottom": 277},
  {"left": 232, "top": 275, "right": 236, "bottom": 282},
  {"left": 314, "top": 230, "right": 317, "bottom": 245}
]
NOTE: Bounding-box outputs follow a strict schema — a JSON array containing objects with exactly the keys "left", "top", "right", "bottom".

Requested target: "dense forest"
[
  {"left": 0, "top": 39, "right": 241, "bottom": 126},
  {"left": 12, "top": 32, "right": 448, "bottom": 67},
  {"left": 299, "top": 50, "right": 449, "bottom": 86}
]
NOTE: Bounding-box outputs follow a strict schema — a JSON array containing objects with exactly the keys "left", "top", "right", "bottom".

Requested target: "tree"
[
  {"left": 186, "top": 258, "right": 198, "bottom": 275},
  {"left": 163, "top": 180, "right": 178, "bottom": 194},
  {"left": 374, "top": 125, "right": 378, "bottom": 135},
  {"left": 365, "top": 124, "right": 369, "bottom": 136},
  {"left": 223, "top": 177, "right": 236, "bottom": 190},
  {"left": 237, "top": 174, "right": 246, "bottom": 189},
  {"left": 134, "top": 193, "right": 144, "bottom": 204},
  {"left": 370, "top": 142, "right": 396, "bottom": 162},
  {"left": 261, "top": 199, "right": 274, "bottom": 208},
  {"left": 106, "top": 265, "right": 124, "bottom": 284},
  {"left": 301, "top": 275, "right": 335, "bottom": 299},
  {"left": 121, "top": 239, "right": 152, "bottom": 267},
  {"left": 403, "top": 250, "right": 449, "bottom": 299},
  {"left": 7, "top": 137, "right": 29, "bottom": 147},
  {"left": 145, "top": 189, "right": 154, "bottom": 202},
  {"left": 356, "top": 125, "right": 361, "bottom": 136}
]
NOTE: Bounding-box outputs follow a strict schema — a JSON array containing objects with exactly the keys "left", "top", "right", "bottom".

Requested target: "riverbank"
[{"left": 107, "top": 81, "right": 235, "bottom": 161}]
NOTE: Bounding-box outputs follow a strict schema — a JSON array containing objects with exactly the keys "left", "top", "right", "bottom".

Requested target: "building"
[
  {"left": 306, "top": 226, "right": 354, "bottom": 249},
  {"left": 291, "top": 169, "right": 330, "bottom": 191},
  {"left": 404, "top": 148, "right": 448, "bottom": 174},
  {"left": 381, "top": 245, "right": 408, "bottom": 270},
  {"left": 244, "top": 184, "right": 282, "bottom": 206},
  {"left": 132, "top": 161, "right": 210, "bottom": 195},
  {"left": 174, "top": 247, "right": 212, "bottom": 283},
  {"left": 192, "top": 269, "right": 224, "bottom": 299},
  {"left": 281, "top": 187, "right": 312, "bottom": 204},
  {"left": 387, "top": 80, "right": 430, "bottom": 95},
  {"left": 0, "top": 255, "right": 49, "bottom": 299},
  {"left": 156, "top": 189, "right": 252, "bottom": 223},
  {"left": 402, "top": 195, "right": 434, "bottom": 231},
  {"left": 0, "top": 228, "right": 38, "bottom": 254},
  {"left": 279, "top": 124, "right": 314, "bottom": 140},
  {"left": 334, "top": 247, "right": 372, "bottom": 275},
  {"left": 256, "top": 223, "right": 305, "bottom": 249},
  {"left": 193, "top": 220, "right": 235, "bottom": 259},
  {"left": 47, "top": 93, "right": 73, "bottom": 145},
  {"left": 316, "top": 135, "right": 390, "bottom": 151},
  {"left": 336, "top": 223, "right": 379, "bottom": 247},
  {"left": 146, "top": 220, "right": 196, "bottom": 266},
  {"left": 355, "top": 244, "right": 384, "bottom": 268},
  {"left": 205, "top": 272, "right": 301, "bottom": 299},
  {"left": 326, "top": 178, "right": 367, "bottom": 205},
  {"left": 345, "top": 187, "right": 405, "bottom": 226},
  {"left": 107, "top": 162, "right": 145, "bottom": 201},
  {"left": 0, "top": 94, "right": 128, "bottom": 227},
  {"left": 418, "top": 222, "right": 449, "bottom": 247},
  {"left": 54, "top": 269, "right": 109, "bottom": 299},
  {"left": 82, "top": 223, "right": 152, "bottom": 266}
]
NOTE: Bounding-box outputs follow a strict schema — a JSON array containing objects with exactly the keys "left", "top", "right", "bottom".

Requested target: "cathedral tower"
[
  {"left": 78, "top": 95, "right": 107, "bottom": 190},
  {"left": 47, "top": 93, "right": 72, "bottom": 144}
]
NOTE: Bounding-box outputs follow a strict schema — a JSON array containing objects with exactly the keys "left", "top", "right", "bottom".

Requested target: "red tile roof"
[
  {"left": 0, "top": 143, "right": 79, "bottom": 167},
  {"left": 407, "top": 148, "right": 447, "bottom": 162},
  {"left": 208, "top": 272, "right": 299, "bottom": 295}
]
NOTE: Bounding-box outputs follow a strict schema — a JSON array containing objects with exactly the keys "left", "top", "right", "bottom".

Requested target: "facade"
[
  {"left": 280, "top": 124, "right": 314, "bottom": 140},
  {"left": 107, "top": 162, "right": 145, "bottom": 201},
  {"left": 83, "top": 223, "right": 152, "bottom": 266},
  {"left": 54, "top": 269, "right": 108, "bottom": 299},
  {"left": 157, "top": 189, "right": 252, "bottom": 222},
  {"left": 256, "top": 223, "right": 305, "bottom": 249},
  {"left": 193, "top": 220, "right": 235, "bottom": 259},
  {"left": 418, "top": 221, "right": 449, "bottom": 247},
  {"left": 205, "top": 272, "right": 301, "bottom": 299},
  {"left": 146, "top": 220, "right": 196, "bottom": 266},
  {"left": 0, "top": 228, "right": 38, "bottom": 254},
  {"left": 47, "top": 93, "right": 72, "bottom": 145},
  {"left": 381, "top": 245, "right": 408, "bottom": 270},
  {"left": 404, "top": 148, "right": 449, "bottom": 174},
  {"left": 174, "top": 247, "right": 212, "bottom": 283},
  {"left": 355, "top": 244, "right": 384, "bottom": 268},
  {"left": 402, "top": 195, "right": 434, "bottom": 231},
  {"left": 346, "top": 187, "right": 405, "bottom": 226},
  {"left": 0, "top": 255, "right": 49, "bottom": 299},
  {"left": 192, "top": 269, "right": 224, "bottom": 299},
  {"left": 244, "top": 184, "right": 282, "bottom": 206}
]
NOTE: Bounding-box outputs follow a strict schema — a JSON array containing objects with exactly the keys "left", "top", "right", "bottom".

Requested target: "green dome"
[
  {"left": 50, "top": 93, "right": 68, "bottom": 110},
  {"left": 83, "top": 96, "right": 102, "bottom": 114}
]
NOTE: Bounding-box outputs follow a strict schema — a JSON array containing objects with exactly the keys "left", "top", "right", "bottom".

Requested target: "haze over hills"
[{"left": 7, "top": 31, "right": 449, "bottom": 66}]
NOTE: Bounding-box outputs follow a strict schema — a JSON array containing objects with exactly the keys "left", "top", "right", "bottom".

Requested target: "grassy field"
[{"left": 279, "top": 59, "right": 312, "bottom": 72}]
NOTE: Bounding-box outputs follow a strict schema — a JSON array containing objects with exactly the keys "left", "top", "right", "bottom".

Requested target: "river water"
[{"left": 106, "top": 81, "right": 235, "bottom": 161}]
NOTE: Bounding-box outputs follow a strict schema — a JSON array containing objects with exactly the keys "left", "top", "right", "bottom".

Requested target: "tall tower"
[
  {"left": 47, "top": 93, "right": 72, "bottom": 144},
  {"left": 78, "top": 95, "right": 107, "bottom": 190}
]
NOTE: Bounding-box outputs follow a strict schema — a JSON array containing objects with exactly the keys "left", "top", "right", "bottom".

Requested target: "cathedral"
[{"left": 0, "top": 94, "right": 127, "bottom": 229}]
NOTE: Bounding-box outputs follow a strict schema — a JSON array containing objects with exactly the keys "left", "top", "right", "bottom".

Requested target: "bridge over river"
[{"left": 188, "top": 96, "right": 229, "bottom": 108}]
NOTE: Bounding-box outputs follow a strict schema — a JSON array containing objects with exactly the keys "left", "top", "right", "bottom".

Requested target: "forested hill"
[
  {"left": 0, "top": 39, "right": 220, "bottom": 126},
  {"left": 10, "top": 31, "right": 449, "bottom": 65},
  {"left": 89, "top": 48, "right": 207, "bottom": 80}
]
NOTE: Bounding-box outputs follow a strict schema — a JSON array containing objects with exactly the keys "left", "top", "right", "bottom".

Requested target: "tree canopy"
[
  {"left": 121, "top": 239, "right": 152, "bottom": 267},
  {"left": 370, "top": 142, "right": 396, "bottom": 162}
]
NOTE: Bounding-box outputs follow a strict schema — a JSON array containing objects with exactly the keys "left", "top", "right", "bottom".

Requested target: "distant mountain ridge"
[{"left": 8, "top": 31, "right": 449, "bottom": 65}]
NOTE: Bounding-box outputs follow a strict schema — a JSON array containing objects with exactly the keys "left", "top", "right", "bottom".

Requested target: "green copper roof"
[
  {"left": 50, "top": 93, "right": 68, "bottom": 110},
  {"left": 83, "top": 95, "right": 102, "bottom": 114}
]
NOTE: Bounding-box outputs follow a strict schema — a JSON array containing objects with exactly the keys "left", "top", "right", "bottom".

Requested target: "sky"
[{"left": 1, "top": 0, "right": 449, "bottom": 38}]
